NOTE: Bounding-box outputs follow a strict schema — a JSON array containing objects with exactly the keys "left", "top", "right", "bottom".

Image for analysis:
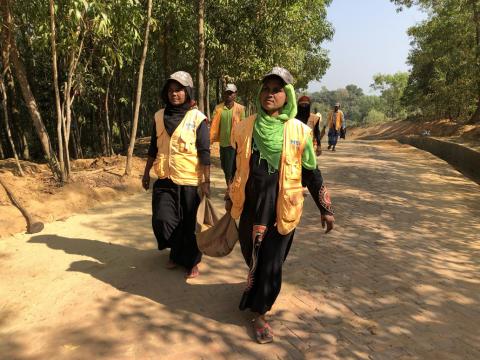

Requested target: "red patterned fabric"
[
  {"left": 319, "top": 185, "right": 334, "bottom": 214},
  {"left": 245, "top": 225, "right": 267, "bottom": 291}
]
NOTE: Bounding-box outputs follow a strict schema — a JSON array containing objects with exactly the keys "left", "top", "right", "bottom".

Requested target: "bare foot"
[
  {"left": 165, "top": 260, "right": 177, "bottom": 269},
  {"left": 185, "top": 265, "right": 199, "bottom": 278}
]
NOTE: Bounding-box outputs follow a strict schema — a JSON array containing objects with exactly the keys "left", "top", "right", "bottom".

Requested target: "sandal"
[
  {"left": 254, "top": 321, "right": 274, "bottom": 344},
  {"left": 185, "top": 265, "right": 199, "bottom": 279}
]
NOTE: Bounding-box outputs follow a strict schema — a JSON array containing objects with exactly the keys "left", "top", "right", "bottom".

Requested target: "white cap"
[
  {"left": 167, "top": 71, "right": 194, "bottom": 88},
  {"left": 225, "top": 83, "right": 237, "bottom": 92},
  {"left": 262, "top": 67, "right": 294, "bottom": 85}
]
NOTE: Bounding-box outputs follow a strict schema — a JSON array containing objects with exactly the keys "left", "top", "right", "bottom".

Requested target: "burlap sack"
[{"left": 196, "top": 195, "right": 238, "bottom": 257}]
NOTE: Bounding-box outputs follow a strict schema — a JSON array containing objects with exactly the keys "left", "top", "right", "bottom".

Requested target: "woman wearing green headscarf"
[{"left": 226, "top": 67, "right": 335, "bottom": 343}]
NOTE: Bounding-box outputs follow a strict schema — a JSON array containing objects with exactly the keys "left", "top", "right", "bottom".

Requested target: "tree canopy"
[
  {"left": 391, "top": 0, "right": 480, "bottom": 122},
  {"left": 0, "top": 0, "right": 334, "bottom": 180}
]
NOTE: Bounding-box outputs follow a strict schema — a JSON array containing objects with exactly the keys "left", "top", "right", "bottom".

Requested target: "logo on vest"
[
  {"left": 290, "top": 139, "right": 301, "bottom": 147},
  {"left": 185, "top": 122, "right": 196, "bottom": 130}
]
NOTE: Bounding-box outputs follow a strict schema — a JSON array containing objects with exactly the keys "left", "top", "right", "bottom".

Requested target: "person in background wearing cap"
[
  {"left": 226, "top": 67, "right": 335, "bottom": 343},
  {"left": 297, "top": 96, "right": 323, "bottom": 156},
  {"left": 142, "top": 71, "right": 210, "bottom": 279},
  {"left": 210, "top": 83, "right": 245, "bottom": 184},
  {"left": 327, "top": 103, "right": 345, "bottom": 152}
]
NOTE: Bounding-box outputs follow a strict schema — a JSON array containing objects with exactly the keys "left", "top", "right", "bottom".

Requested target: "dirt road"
[{"left": 1, "top": 140, "right": 479, "bottom": 360}]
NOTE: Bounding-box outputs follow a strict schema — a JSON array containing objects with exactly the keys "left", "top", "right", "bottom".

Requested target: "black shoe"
[{"left": 327, "top": 145, "right": 331, "bottom": 150}]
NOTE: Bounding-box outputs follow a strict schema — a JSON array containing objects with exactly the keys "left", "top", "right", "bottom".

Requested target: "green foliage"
[
  {"left": 364, "top": 109, "right": 388, "bottom": 125},
  {"left": 3, "top": 0, "right": 334, "bottom": 159},
  {"left": 371, "top": 72, "right": 409, "bottom": 119},
  {"left": 391, "top": 0, "right": 480, "bottom": 121},
  {"left": 307, "top": 72, "right": 410, "bottom": 126}
]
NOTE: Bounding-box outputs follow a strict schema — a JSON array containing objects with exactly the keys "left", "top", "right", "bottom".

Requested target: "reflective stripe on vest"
[
  {"left": 229, "top": 116, "right": 311, "bottom": 234},
  {"left": 153, "top": 108, "right": 206, "bottom": 186}
]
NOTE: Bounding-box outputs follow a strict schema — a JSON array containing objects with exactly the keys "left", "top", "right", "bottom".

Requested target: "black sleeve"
[
  {"left": 313, "top": 121, "right": 321, "bottom": 144},
  {"left": 148, "top": 121, "right": 158, "bottom": 158},
  {"left": 302, "top": 167, "right": 334, "bottom": 214},
  {"left": 196, "top": 119, "right": 211, "bottom": 166}
]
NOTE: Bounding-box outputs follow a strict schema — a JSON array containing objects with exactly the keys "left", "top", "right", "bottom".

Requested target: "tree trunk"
[
  {"left": 197, "top": 0, "right": 206, "bottom": 113},
  {"left": 12, "top": 116, "right": 29, "bottom": 160},
  {"left": 105, "top": 75, "right": 114, "bottom": 156},
  {"left": 118, "top": 109, "right": 129, "bottom": 153},
  {"left": 205, "top": 59, "right": 210, "bottom": 120},
  {"left": 0, "top": 132, "right": 4, "bottom": 159},
  {"left": 49, "top": 0, "right": 66, "bottom": 182},
  {"left": 98, "top": 96, "right": 108, "bottom": 155},
  {"left": 0, "top": 178, "right": 44, "bottom": 234},
  {"left": 3, "top": 55, "right": 27, "bottom": 160},
  {"left": 70, "top": 112, "right": 83, "bottom": 159},
  {"left": 0, "top": 75, "right": 23, "bottom": 176},
  {"left": 61, "top": 84, "right": 71, "bottom": 176},
  {"left": 1, "top": 0, "right": 61, "bottom": 178},
  {"left": 160, "top": 17, "right": 170, "bottom": 104},
  {"left": 124, "top": 0, "right": 153, "bottom": 175}
]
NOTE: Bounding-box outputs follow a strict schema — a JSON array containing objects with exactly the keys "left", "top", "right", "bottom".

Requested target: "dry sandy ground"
[
  {"left": 1, "top": 140, "right": 480, "bottom": 359},
  {"left": 0, "top": 155, "right": 145, "bottom": 238}
]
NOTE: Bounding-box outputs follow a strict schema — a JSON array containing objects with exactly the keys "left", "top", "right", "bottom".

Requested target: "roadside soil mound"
[
  {"left": 0, "top": 154, "right": 145, "bottom": 238},
  {"left": 349, "top": 118, "right": 480, "bottom": 151}
]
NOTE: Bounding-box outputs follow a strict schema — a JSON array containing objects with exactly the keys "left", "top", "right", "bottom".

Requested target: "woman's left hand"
[
  {"left": 321, "top": 213, "right": 335, "bottom": 234},
  {"left": 200, "top": 181, "right": 210, "bottom": 197}
]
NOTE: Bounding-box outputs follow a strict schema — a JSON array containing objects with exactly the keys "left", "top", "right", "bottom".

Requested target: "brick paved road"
[{"left": 1, "top": 140, "right": 479, "bottom": 359}]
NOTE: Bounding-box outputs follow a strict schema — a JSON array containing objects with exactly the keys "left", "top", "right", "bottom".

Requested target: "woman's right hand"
[
  {"left": 142, "top": 174, "right": 150, "bottom": 190},
  {"left": 321, "top": 213, "right": 335, "bottom": 234}
]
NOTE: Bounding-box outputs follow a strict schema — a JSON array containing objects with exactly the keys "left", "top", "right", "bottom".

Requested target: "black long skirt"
[
  {"left": 238, "top": 217, "right": 294, "bottom": 315},
  {"left": 237, "top": 149, "right": 294, "bottom": 315},
  {"left": 151, "top": 178, "right": 202, "bottom": 269}
]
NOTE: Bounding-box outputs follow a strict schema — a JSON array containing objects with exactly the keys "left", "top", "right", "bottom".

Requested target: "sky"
[{"left": 308, "top": 0, "right": 427, "bottom": 93}]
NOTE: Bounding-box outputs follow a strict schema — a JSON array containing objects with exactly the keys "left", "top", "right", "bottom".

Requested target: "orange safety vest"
[
  {"left": 209, "top": 102, "right": 245, "bottom": 146},
  {"left": 229, "top": 115, "right": 311, "bottom": 235},
  {"left": 327, "top": 110, "right": 343, "bottom": 131},
  {"left": 306, "top": 113, "right": 321, "bottom": 131},
  {"left": 153, "top": 108, "right": 206, "bottom": 186}
]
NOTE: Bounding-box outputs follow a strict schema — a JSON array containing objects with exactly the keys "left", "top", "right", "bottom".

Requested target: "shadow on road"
[{"left": 3, "top": 141, "right": 480, "bottom": 359}]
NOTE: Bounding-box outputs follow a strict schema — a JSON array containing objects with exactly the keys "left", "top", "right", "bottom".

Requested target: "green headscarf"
[{"left": 253, "top": 83, "right": 297, "bottom": 170}]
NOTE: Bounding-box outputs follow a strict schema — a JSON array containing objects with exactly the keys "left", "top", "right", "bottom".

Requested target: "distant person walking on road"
[
  {"left": 327, "top": 102, "right": 345, "bottom": 151},
  {"left": 142, "top": 71, "right": 210, "bottom": 279},
  {"left": 210, "top": 84, "right": 245, "bottom": 184},
  {"left": 226, "top": 67, "right": 335, "bottom": 344},
  {"left": 297, "top": 95, "right": 324, "bottom": 156}
]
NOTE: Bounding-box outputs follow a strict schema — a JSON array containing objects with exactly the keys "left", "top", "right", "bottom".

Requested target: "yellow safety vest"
[
  {"left": 229, "top": 115, "right": 311, "bottom": 235},
  {"left": 306, "top": 113, "right": 320, "bottom": 130},
  {"left": 327, "top": 110, "right": 343, "bottom": 131},
  {"left": 209, "top": 102, "right": 245, "bottom": 146},
  {"left": 153, "top": 108, "right": 206, "bottom": 186}
]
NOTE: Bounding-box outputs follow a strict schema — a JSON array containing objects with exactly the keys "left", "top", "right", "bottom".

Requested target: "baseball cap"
[
  {"left": 262, "top": 67, "right": 294, "bottom": 85},
  {"left": 167, "top": 71, "right": 194, "bottom": 88},
  {"left": 225, "top": 83, "right": 237, "bottom": 92}
]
